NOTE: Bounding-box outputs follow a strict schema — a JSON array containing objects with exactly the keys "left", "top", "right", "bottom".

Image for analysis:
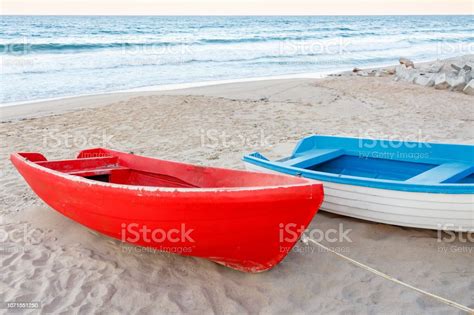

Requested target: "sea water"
[{"left": 1, "top": 15, "right": 472, "bottom": 104}]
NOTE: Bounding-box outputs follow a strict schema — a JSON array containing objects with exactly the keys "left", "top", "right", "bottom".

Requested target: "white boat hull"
[{"left": 244, "top": 162, "right": 474, "bottom": 232}]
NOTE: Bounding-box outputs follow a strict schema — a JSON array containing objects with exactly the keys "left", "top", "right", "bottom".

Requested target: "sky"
[{"left": 1, "top": 0, "right": 472, "bottom": 15}]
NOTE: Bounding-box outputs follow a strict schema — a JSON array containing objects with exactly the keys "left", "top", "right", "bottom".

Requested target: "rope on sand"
[{"left": 303, "top": 235, "right": 474, "bottom": 314}]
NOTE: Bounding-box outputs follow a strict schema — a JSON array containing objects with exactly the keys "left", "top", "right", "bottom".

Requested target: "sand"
[{"left": 1, "top": 58, "right": 473, "bottom": 314}]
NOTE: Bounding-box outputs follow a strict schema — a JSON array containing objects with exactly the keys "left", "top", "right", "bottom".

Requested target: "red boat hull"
[{"left": 11, "top": 148, "right": 323, "bottom": 272}]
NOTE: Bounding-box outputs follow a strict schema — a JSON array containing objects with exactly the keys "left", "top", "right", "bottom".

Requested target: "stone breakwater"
[
  {"left": 395, "top": 57, "right": 473, "bottom": 95},
  {"left": 344, "top": 56, "right": 474, "bottom": 96}
]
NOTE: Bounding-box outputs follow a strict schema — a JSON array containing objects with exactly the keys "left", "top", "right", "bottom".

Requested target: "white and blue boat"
[{"left": 243, "top": 135, "right": 474, "bottom": 231}]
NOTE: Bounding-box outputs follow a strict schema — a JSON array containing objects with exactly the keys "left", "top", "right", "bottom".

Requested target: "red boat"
[{"left": 11, "top": 148, "right": 323, "bottom": 272}]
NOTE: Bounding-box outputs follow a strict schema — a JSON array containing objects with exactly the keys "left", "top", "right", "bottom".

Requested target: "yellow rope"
[{"left": 303, "top": 235, "right": 474, "bottom": 314}]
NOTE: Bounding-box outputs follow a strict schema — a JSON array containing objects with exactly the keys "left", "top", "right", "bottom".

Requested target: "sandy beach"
[{"left": 1, "top": 56, "right": 473, "bottom": 314}]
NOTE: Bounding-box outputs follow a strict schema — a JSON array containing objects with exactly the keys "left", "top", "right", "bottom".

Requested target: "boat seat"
[
  {"left": 282, "top": 149, "right": 343, "bottom": 168},
  {"left": 406, "top": 162, "right": 473, "bottom": 184},
  {"left": 67, "top": 166, "right": 129, "bottom": 177},
  {"left": 36, "top": 156, "right": 128, "bottom": 177}
]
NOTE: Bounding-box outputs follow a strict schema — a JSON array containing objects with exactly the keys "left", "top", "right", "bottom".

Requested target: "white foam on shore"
[
  {"left": 0, "top": 56, "right": 444, "bottom": 108},
  {"left": 0, "top": 70, "right": 339, "bottom": 108}
]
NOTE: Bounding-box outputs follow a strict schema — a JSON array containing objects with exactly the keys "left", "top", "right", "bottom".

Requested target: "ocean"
[{"left": 1, "top": 15, "right": 473, "bottom": 104}]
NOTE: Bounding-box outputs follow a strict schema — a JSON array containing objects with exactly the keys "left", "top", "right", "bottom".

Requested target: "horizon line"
[{"left": 1, "top": 13, "right": 472, "bottom": 16}]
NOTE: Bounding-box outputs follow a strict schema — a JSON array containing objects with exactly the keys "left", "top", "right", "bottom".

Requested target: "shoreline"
[
  {"left": 0, "top": 57, "right": 445, "bottom": 122},
  {"left": 0, "top": 71, "right": 330, "bottom": 108},
  {"left": 1, "top": 54, "right": 458, "bottom": 110}
]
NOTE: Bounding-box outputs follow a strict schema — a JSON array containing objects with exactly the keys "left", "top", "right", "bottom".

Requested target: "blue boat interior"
[
  {"left": 244, "top": 135, "right": 474, "bottom": 193},
  {"left": 306, "top": 155, "right": 435, "bottom": 181}
]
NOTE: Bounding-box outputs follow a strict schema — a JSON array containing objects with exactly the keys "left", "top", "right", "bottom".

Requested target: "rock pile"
[
  {"left": 350, "top": 67, "right": 395, "bottom": 78},
  {"left": 393, "top": 57, "right": 473, "bottom": 95}
]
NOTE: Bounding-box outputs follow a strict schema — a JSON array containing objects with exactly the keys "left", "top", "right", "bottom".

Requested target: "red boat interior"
[{"left": 17, "top": 150, "right": 307, "bottom": 189}]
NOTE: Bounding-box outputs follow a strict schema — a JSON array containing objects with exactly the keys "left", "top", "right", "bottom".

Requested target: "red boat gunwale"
[{"left": 11, "top": 148, "right": 324, "bottom": 272}]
